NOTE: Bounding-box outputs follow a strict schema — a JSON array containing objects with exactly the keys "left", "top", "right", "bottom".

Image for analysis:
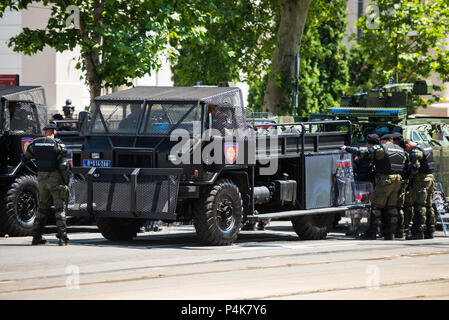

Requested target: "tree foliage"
[
  {"left": 1, "top": 0, "right": 180, "bottom": 100},
  {"left": 295, "top": 0, "right": 349, "bottom": 116},
  {"left": 247, "top": 0, "right": 349, "bottom": 116},
  {"left": 170, "top": 0, "right": 278, "bottom": 87},
  {"left": 354, "top": 0, "right": 449, "bottom": 104}
]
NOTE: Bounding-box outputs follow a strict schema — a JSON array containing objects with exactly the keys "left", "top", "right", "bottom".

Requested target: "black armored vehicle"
[
  {"left": 0, "top": 86, "right": 82, "bottom": 236},
  {"left": 0, "top": 86, "right": 50, "bottom": 236},
  {"left": 68, "top": 86, "right": 362, "bottom": 245}
]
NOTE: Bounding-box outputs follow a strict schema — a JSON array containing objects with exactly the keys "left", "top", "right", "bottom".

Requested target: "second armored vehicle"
[{"left": 311, "top": 80, "right": 449, "bottom": 220}]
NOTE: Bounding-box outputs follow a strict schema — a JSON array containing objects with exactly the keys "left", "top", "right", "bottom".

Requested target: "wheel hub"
[
  {"left": 17, "top": 191, "right": 36, "bottom": 222},
  {"left": 216, "top": 197, "right": 235, "bottom": 232}
]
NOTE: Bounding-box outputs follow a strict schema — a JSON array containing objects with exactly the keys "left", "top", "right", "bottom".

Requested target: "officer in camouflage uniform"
[
  {"left": 23, "top": 123, "right": 71, "bottom": 246},
  {"left": 390, "top": 132, "right": 413, "bottom": 239},
  {"left": 342, "top": 133, "right": 406, "bottom": 240},
  {"left": 404, "top": 139, "right": 436, "bottom": 239}
]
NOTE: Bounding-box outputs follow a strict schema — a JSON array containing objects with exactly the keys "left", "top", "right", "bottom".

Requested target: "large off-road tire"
[
  {"left": 96, "top": 217, "right": 144, "bottom": 241},
  {"left": 0, "top": 175, "right": 38, "bottom": 236},
  {"left": 291, "top": 213, "right": 335, "bottom": 240},
  {"left": 193, "top": 179, "right": 243, "bottom": 246}
]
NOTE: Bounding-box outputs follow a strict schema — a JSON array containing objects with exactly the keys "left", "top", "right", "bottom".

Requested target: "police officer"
[
  {"left": 118, "top": 104, "right": 142, "bottom": 131},
  {"left": 390, "top": 132, "right": 412, "bottom": 238},
  {"left": 403, "top": 139, "right": 436, "bottom": 239},
  {"left": 207, "top": 104, "right": 233, "bottom": 135},
  {"left": 62, "top": 99, "right": 75, "bottom": 119},
  {"left": 8, "top": 101, "right": 29, "bottom": 131},
  {"left": 342, "top": 133, "right": 405, "bottom": 240},
  {"left": 23, "top": 123, "right": 71, "bottom": 246}
]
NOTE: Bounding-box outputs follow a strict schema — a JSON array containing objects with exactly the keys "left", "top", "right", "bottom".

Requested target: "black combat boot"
[
  {"left": 31, "top": 233, "right": 48, "bottom": 245},
  {"left": 56, "top": 228, "right": 69, "bottom": 246},
  {"left": 406, "top": 228, "right": 424, "bottom": 240},
  {"left": 384, "top": 221, "right": 397, "bottom": 240},
  {"left": 407, "top": 232, "right": 424, "bottom": 240},
  {"left": 395, "top": 211, "right": 404, "bottom": 239},
  {"left": 394, "top": 229, "right": 404, "bottom": 239},
  {"left": 395, "top": 217, "right": 404, "bottom": 239},
  {"left": 58, "top": 234, "right": 69, "bottom": 246},
  {"left": 358, "top": 227, "right": 377, "bottom": 240},
  {"left": 383, "top": 233, "right": 394, "bottom": 240},
  {"left": 241, "top": 220, "right": 257, "bottom": 231},
  {"left": 31, "top": 218, "right": 47, "bottom": 245},
  {"left": 31, "top": 235, "right": 47, "bottom": 246},
  {"left": 403, "top": 227, "right": 411, "bottom": 239},
  {"left": 424, "top": 225, "right": 435, "bottom": 239}
]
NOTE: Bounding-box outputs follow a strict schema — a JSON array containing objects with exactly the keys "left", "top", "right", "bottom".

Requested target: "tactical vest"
[
  {"left": 33, "top": 137, "right": 59, "bottom": 172},
  {"left": 354, "top": 158, "right": 374, "bottom": 181},
  {"left": 375, "top": 143, "right": 405, "bottom": 175},
  {"left": 416, "top": 143, "right": 435, "bottom": 174}
]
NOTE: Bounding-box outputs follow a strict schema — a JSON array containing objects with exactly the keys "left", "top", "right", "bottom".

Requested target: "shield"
[
  {"left": 21, "top": 137, "right": 33, "bottom": 154},
  {"left": 224, "top": 142, "right": 238, "bottom": 164}
]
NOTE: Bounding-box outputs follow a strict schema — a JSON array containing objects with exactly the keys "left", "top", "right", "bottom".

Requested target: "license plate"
[{"left": 83, "top": 159, "right": 111, "bottom": 168}]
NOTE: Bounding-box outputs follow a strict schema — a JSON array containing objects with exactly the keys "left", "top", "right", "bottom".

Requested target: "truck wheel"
[
  {"left": 291, "top": 213, "right": 334, "bottom": 240},
  {"left": 193, "top": 179, "right": 243, "bottom": 246},
  {"left": 0, "top": 175, "right": 38, "bottom": 237},
  {"left": 96, "top": 217, "right": 144, "bottom": 241}
]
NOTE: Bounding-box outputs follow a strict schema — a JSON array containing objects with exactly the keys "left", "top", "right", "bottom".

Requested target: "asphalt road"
[{"left": 1, "top": 220, "right": 449, "bottom": 300}]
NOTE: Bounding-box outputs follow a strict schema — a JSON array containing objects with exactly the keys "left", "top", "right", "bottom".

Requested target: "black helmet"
[
  {"left": 42, "top": 123, "right": 57, "bottom": 130},
  {"left": 366, "top": 133, "right": 380, "bottom": 145},
  {"left": 391, "top": 132, "right": 405, "bottom": 148}
]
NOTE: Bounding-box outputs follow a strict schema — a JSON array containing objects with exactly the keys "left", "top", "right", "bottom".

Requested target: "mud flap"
[{"left": 67, "top": 167, "right": 182, "bottom": 220}]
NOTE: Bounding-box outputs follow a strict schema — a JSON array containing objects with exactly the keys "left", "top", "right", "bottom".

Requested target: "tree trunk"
[
  {"left": 83, "top": 51, "right": 102, "bottom": 102},
  {"left": 263, "top": 0, "right": 312, "bottom": 115},
  {"left": 76, "top": 0, "right": 104, "bottom": 103}
]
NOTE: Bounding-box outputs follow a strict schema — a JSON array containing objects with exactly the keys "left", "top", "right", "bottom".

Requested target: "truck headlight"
[{"left": 167, "top": 154, "right": 177, "bottom": 163}]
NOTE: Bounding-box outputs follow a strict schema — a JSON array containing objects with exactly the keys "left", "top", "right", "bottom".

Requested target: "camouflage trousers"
[
  {"left": 32, "top": 172, "right": 69, "bottom": 236},
  {"left": 410, "top": 174, "right": 435, "bottom": 235},
  {"left": 370, "top": 174, "right": 403, "bottom": 235},
  {"left": 396, "top": 180, "right": 413, "bottom": 235}
]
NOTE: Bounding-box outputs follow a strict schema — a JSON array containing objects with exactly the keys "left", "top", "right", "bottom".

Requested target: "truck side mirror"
[{"left": 77, "top": 111, "right": 88, "bottom": 131}]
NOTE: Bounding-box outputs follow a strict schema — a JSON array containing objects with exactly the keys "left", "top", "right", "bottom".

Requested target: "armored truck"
[
  {"left": 0, "top": 86, "right": 82, "bottom": 236},
  {"left": 67, "top": 86, "right": 363, "bottom": 245}
]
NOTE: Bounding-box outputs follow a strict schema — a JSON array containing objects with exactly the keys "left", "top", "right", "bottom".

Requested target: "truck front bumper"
[{"left": 67, "top": 167, "right": 182, "bottom": 220}]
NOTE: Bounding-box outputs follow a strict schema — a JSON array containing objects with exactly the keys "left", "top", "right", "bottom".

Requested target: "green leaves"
[
  {"left": 247, "top": 0, "right": 349, "bottom": 116},
  {"left": 2, "top": 0, "right": 179, "bottom": 98},
  {"left": 170, "top": 0, "right": 278, "bottom": 87},
  {"left": 351, "top": 0, "right": 449, "bottom": 112},
  {"left": 355, "top": 0, "right": 449, "bottom": 88}
]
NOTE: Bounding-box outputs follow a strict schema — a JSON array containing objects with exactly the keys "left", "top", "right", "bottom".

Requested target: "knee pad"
[{"left": 385, "top": 207, "right": 398, "bottom": 225}]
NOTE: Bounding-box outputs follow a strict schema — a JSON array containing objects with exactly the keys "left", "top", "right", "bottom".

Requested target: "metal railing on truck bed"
[{"left": 253, "top": 120, "right": 352, "bottom": 161}]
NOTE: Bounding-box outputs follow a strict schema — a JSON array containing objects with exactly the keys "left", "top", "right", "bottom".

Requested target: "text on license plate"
[{"left": 83, "top": 159, "right": 111, "bottom": 167}]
